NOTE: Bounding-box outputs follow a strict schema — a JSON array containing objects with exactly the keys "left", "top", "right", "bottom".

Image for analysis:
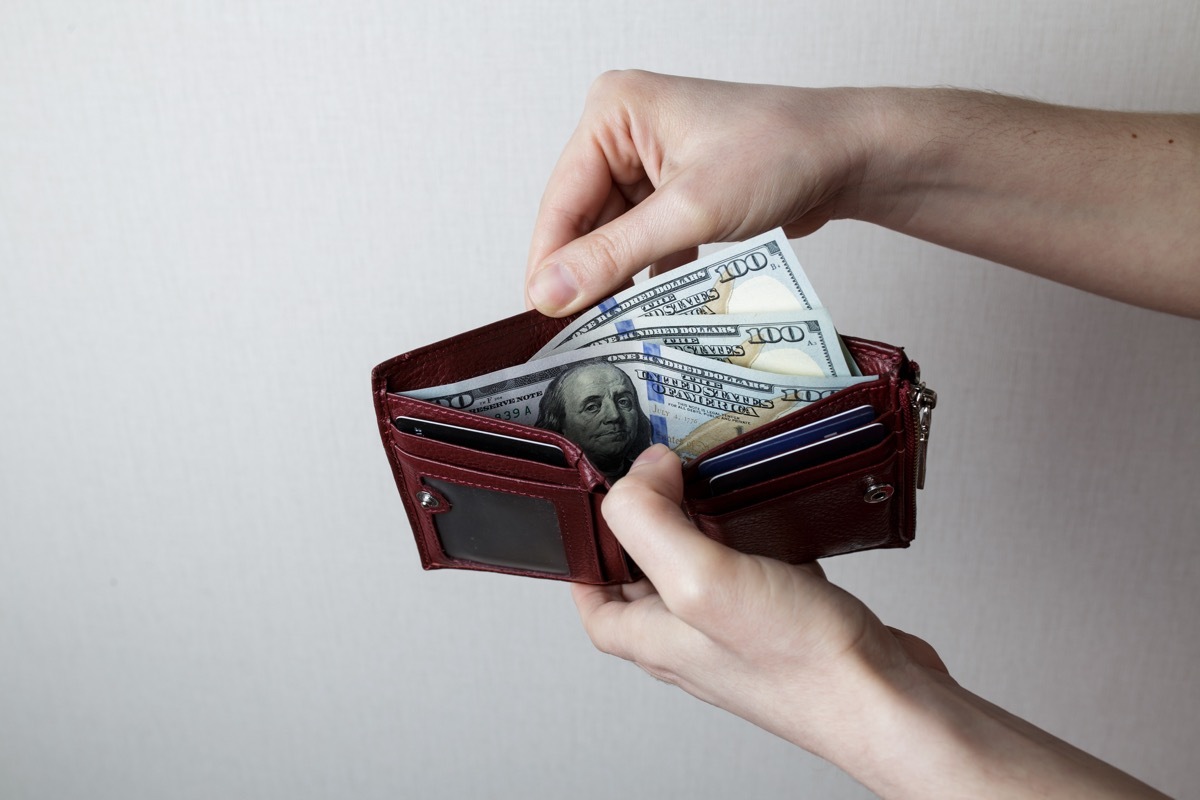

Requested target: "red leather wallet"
[{"left": 372, "top": 309, "right": 934, "bottom": 584}]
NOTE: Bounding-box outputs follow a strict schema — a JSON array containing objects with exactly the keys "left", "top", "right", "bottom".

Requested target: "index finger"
[
  {"left": 526, "top": 131, "right": 631, "bottom": 272},
  {"left": 524, "top": 125, "right": 657, "bottom": 307}
]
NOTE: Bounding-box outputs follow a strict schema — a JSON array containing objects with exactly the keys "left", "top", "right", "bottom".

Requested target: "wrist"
[
  {"left": 844, "top": 87, "right": 965, "bottom": 229},
  {"left": 776, "top": 86, "right": 888, "bottom": 227},
  {"left": 793, "top": 653, "right": 957, "bottom": 792},
  {"left": 836, "top": 662, "right": 986, "bottom": 797},
  {"left": 807, "top": 652, "right": 1169, "bottom": 799},
  {"left": 800, "top": 655, "right": 1011, "bottom": 798}
]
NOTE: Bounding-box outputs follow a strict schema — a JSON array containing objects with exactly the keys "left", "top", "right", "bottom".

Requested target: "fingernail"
[
  {"left": 630, "top": 444, "right": 669, "bottom": 470},
  {"left": 527, "top": 264, "right": 579, "bottom": 313}
]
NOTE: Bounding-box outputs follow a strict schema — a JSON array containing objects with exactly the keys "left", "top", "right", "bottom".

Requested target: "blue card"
[
  {"left": 707, "top": 422, "right": 887, "bottom": 495},
  {"left": 696, "top": 404, "right": 876, "bottom": 479}
]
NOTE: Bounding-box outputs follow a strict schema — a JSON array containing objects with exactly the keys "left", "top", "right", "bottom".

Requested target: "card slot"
[
  {"left": 685, "top": 447, "right": 907, "bottom": 565},
  {"left": 681, "top": 378, "right": 898, "bottom": 470},
  {"left": 390, "top": 428, "right": 583, "bottom": 488},
  {"left": 384, "top": 392, "right": 590, "bottom": 464},
  {"left": 686, "top": 432, "right": 901, "bottom": 515}
]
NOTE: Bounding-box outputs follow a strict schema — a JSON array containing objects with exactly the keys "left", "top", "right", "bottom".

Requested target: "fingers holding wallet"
[
  {"left": 574, "top": 444, "right": 907, "bottom": 752},
  {"left": 571, "top": 444, "right": 729, "bottom": 681}
]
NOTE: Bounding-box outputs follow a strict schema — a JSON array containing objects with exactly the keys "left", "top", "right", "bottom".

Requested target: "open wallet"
[{"left": 372, "top": 308, "right": 936, "bottom": 584}]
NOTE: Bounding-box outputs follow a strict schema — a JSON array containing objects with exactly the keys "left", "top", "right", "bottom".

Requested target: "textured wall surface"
[{"left": 2, "top": 2, "right": 1198, "bottom": 798}]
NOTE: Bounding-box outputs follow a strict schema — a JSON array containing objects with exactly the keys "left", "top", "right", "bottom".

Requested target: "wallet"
[{"left": 372, "top": 308, "right": 935, "bottom": 584}]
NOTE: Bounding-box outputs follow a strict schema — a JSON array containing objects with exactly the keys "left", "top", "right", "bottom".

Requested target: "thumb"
[
  {"left": 602, "top": 444, "right": 733, "bottom": 603},
  {"left": 526, "top": 188, "right": 714, "bottom": 317}
]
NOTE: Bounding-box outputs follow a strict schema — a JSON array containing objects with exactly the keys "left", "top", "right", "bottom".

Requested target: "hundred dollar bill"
[
  {"left": 403, "top": 341, "right": 872, "bottom": 472},
  {"left": 559, "top": 310, "right": 854, "bottom": 378},
  {"left": 532, "top": 228, "right": 824, "bottom": 358}
]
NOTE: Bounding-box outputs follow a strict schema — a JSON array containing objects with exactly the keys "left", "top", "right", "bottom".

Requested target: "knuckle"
[
  {"left": 601, "top": 479, "right": 654, "bottom": 527},
  {"left": 669, "top": 569, "right": 716, "bottom": 619},
  {"left": 577, "top": 229, "right": 631, "bottom": 285},
  {"left": 670, "top": 554, "right": 737, "bottom": 621},
  {"left": 585, "top": 624, "right": 621, "bottom": 657},
  {"left": 667, "top": 176, "right": 723, "bottom": 239},
  {"left": 588, "top": 69, "right": 623, "bottom": 99},
  {"left": 577, "top": 607, "right": 625, "bottom": 658},
  {"left": 588, "top": 69, "right": 650, "bottom": 102}
]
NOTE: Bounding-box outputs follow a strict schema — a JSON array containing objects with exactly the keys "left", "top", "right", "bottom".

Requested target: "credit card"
[
  {"left": 707, "top": 422, "right": 886, "bottom": 495},
  {"left": 696, "top": 404, "right": 876, "bottom": 479},
  {"left": 392, "top": 416, "right": 570, "bottom": 467}
]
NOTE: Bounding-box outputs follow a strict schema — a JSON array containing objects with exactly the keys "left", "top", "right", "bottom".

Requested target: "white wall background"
[{"left": 2, "top": 1, "right": 1198, "bottom": 798}]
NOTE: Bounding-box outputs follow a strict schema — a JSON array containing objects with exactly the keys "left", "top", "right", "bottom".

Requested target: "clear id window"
[{"left": 424, "top": 477, "right": 569, "bottom": 574}]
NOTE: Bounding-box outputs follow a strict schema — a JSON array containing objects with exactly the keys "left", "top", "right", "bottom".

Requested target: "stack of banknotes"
[{"left": 404, "top": 229, "right": 873, "bottom": 476}]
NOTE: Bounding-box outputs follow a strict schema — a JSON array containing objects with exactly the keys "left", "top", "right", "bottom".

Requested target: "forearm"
[
  {"left": 813, "top": 661, "right": 1168, "bottom": 799},
  {"left": 847, "top": 88, "right": 1200, "bottom": 318}
]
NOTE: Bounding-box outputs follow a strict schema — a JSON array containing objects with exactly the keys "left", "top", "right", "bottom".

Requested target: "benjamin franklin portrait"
[{"left": 535, "top": 361, "right": 653, "bottom": 481}]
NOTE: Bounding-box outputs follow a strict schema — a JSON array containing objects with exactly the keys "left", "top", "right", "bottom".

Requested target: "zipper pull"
[{"left": 911, "top": 382, "right": 937, "bottom": 490}]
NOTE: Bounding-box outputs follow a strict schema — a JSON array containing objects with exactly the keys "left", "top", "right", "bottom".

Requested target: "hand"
[
  {"left": 575, "top": 445, "right": 1170, "bottom": 798},
  {"left": 525, "top": 71, "right": 878, "bottom": 316},
  {"left": 528, "top": 72, "right": 1200, "bottom": 318},
  {"left": 573, "top": 444, "right": 948, "bottom": 761}
]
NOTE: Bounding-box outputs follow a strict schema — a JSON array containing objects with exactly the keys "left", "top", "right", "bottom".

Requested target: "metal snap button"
[
  {"left": 863, "top": 483, "right": 894, "bottom": 504},
  {"left": 416, "top": 490, "right": 440, "bottom": 509}
]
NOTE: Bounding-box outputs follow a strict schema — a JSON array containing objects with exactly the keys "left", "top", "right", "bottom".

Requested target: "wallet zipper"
[{"left": 909, "top": 372, "right": 937, "bottom": 490}]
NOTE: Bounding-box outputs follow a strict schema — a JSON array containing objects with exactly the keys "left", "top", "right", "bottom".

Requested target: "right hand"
[
  {"left": 574, "top": 444, "right": 950, "bottom": 762},
  {"left": 575, "top": 445, "right": 1172, "bottom": 799},
  {"left": 525, "top": 70, "right": 879, "bottom": 316}
]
